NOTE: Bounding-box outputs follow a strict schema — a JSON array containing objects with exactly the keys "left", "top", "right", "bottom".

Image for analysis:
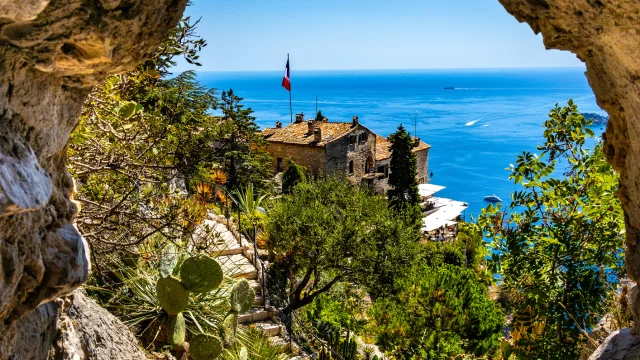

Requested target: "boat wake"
[
  {"left": 465, "top": 120, "right": 478, "bottom": 127},
  {"left": 481, "top": 124, "right": 490, "bottom": 127}
]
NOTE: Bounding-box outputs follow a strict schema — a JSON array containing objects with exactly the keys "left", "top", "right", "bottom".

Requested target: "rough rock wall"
[
  {"left": 498, "top": 0, "right": 640, "bottom": 330},
  {"left": 11, "top": 289, "right": 147, "bottom": 360},
  {"left": 0, "top": 0, "right": 186, "bottom": 358}
]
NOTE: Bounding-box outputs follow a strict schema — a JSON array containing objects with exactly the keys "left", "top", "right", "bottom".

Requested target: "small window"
[
  {"left": 358, "top": 133, "right": 368, "bottom": 143},
  {"left": 384, "top": 165, "right": 389, "bottom": 178},
  {"left": 277, "top": 158, "right": 283, "bottom": 172},
  {"left": 349, "top": 134, "right": 357, "bottom": 145},
  {"left": 348, "top": 160, "right": 354, "bottom": 175}
]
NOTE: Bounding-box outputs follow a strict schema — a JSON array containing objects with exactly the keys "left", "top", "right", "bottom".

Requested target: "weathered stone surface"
[
  {"left": 12, "top": 289, "right": 146, "bottom": 360},
  {"left": 589, "top": 328, "right": 640, "bottom": 360},
  {"left": 499, "top": 0, "right": 640, "bottom": 332},
  {"left": 0, "top": 0, "right": 186, "bottom": 358}
]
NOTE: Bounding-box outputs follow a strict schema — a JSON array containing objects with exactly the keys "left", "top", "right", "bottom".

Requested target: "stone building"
[{"left": 262, "top": 114, "right": 430, "bottom": 192}]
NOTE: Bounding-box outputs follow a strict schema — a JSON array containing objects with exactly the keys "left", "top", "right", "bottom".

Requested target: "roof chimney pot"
[
  {"left": 314, "top": 127, "right": 322, "bottom": 143},
  {"left": 307, "top": 120, "right": 315, "bottom": 135},
  {"left": 352, "top": 116, "right": 359, "bottom": 127}
]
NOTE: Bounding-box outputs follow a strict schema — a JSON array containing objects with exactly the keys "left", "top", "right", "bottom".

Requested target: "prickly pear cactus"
[
  {"left": 180, "top": 255, "right": 223, "bottom": 294},
  {"left": 221, "top": 311, "right": 239, "bottom": 345},
  {"left": 156, "top": 275, "right": 189, "bottom": 315},
  {"left": 230, "top": 279, "right": 255, "bottom": 313},
  {"left": 168, "top": 312, "right": 186, "bottom": 351},
  {"left": 190, "top": 334, "right": 224, "bottom": 360}
]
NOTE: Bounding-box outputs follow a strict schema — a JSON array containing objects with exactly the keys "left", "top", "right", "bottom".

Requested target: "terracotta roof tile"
[
  {"left": 375, "top": 135, "right": 430, "bottom": 161},
  {"left": 262, "top": 121, "right": 355, "bottom": 146},
  {"left": 375, "top": 135, "right": 392, "bottom": 161}
]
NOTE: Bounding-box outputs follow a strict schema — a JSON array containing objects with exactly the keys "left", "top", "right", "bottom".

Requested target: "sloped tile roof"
[
  {"left": 375, "top": 135, "right": 431, "bottom": 161},
  {"left": 262, "top": 121, "right": 355, "bottom": 146}
]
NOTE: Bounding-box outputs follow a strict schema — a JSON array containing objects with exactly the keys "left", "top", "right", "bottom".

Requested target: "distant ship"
[
  {"left": 465, "top": 120, "right": 478, "bottom": 127},
  {"left": 444, "top": 86, "right": 455, "bottom": 90},
  {"left": 484, "top": 194, "right": 502, "bottom": 203}
]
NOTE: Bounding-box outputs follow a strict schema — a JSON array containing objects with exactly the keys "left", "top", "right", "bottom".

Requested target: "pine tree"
[
  {"left": 315, "top": 110, "right": 324, "bottom": 122},
  {"left": 387, "top": 125, "right": 420, "bottom": 209}
]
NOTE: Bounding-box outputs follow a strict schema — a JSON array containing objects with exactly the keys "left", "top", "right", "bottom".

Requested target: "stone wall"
[
  {"left": 415, "top": 149, "right": 429, "bottom": 184},
  {"left": 266, "top": 142, "right": 326, "bottom": 176},
  {"left": 328, "top": 125, "right": 376, "bottom": 185},
  {"left": 497, "top": 0, "right": 640, "bottom": 354},
  {"left": 0, "top": 0, "right": 186, "bottom": 357}
]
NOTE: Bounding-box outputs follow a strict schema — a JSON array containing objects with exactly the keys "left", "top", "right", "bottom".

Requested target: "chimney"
[
  {"left": 314, "top": 127, "right": 322, "bottom": 143},
  {"left": 352, "top": 116, "right": 359, "bottom": 127},
  {"left": 413, "top": 137, "right": 420, "bottom": 147},
  {"left": 295, "top": 113, "right": 304, "bottom": 123},
  {"left": 275, "top": 121, "right": 282, "bottom": 129},
  {"left": 307, "top": 120, "right": 315, "bottom": 135}
]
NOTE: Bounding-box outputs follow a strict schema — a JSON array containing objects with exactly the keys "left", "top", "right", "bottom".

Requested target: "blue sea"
[{"left": 197, "top": 68, "right": 603, "bottom": 217}]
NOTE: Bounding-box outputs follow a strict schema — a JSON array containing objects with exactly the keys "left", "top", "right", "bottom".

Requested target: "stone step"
[
  {"left": 238, "top": 308, "right": 277, "bottom": 324},
  {"left": 218, "top": 254, "right": 258, "bottom": 280},
  {"left": 248, "top": 279, "right": 262, "bottom": 293},
  {"left": 242, "top": 320, "right": 282, "bottom": 337},
  {"left": 254, "top": 295, "right": 264, "bottom": 306}
]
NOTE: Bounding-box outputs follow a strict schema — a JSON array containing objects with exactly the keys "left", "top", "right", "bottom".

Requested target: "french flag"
[{"left": 282, "top": 57, "right": 291, "bottom": 91}]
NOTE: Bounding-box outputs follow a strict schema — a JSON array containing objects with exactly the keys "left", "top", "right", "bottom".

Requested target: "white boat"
[
  {"left": 465, "top": 120, "right": 478, "bottom": 127},
  {"left": 484, "top": 194, "right": 502, "bottom": 202}
]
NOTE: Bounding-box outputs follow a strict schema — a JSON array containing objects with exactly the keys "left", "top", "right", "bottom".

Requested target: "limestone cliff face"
[
  {"left": 0, "top": 0, "right": 186, "bottom": 358},
  {"left": 498, "top": 0, "right": 640, "bottom": 351}
]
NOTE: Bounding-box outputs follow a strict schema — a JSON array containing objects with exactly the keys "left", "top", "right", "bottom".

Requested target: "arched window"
[{"left": 348, "top": 160, "right": 354, "bottom": 175}]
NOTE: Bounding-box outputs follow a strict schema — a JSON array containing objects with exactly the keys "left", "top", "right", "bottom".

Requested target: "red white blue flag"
[{"left": 282, "top": 58, "right": 291, "bottom": 91}]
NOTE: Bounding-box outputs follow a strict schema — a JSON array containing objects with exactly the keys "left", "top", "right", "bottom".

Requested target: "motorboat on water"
[{"left": 484, "top": 194, "right": 502, "bottom": 202}]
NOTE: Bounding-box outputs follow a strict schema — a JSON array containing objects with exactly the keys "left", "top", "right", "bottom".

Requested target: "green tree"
[
  {"left": 266, "top": 178, "right": 421, "bottom": 312},
  {"left": 281, "top": 158, "right": 306, "bottom": 194},
  {"left": 387, "top": 125, "right": 420, "bottom": 210},
  {"left": 371, "top": 265, "right": 504, "bottom": 359},
  {"left": 478, "top": 100, "right": 625, "bottom": 358},
  {"left": 315, "top": 110, "right": 325, "bottom": 122},
  {"left": 216, "top": 89, "right": 272, "bottom": 191}
]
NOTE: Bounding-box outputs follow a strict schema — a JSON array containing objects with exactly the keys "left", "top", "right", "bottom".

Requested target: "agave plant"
[{"left": 233, "top": 183, "right": 269, "bottom": 220}]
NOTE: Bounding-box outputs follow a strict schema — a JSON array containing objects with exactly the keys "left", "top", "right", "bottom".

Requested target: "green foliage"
[
  {"left": 216, "top": 89, "right": 272, "bottom": 190},
  {"left": 478, "top": 100, "right": 624, "bottom": 358},
  {"left": 68, "top": 16, "right": 272, "bottom": 264},
  {"left": 315, "top": 110, "right": 325, "bottom": 122},
  {"left": 266, "top": 178, "right": 422, "bottom": 311},
  {"left": 221, "top": 327, "right": 289, "bottom": 360},
  {"left": 387, "top": 124, "right": 420, "bottom": 209},
  {"left": 230, "top": 279, "right": 256, "bottom": 313},
  {"left": 191, "top": 334, "right": 224, "bottom": 360},
  {"left": 180, "top": 255, "right": 224, "bottom": 294},
  {"left": 371, "top": 265, "right": 504, "bottom": 359},
  {"left": 282, "top": 158, "right": 306, "bottom": 194}
]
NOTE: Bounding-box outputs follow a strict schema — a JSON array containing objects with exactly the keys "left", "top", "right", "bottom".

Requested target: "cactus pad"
[
  {"left": 168, "top": 313, "right": 185, "bottom": 351},
  {"left": 180, "top": 255, "right": 223, "bottom": 294},
  {"left": 156, "top": 276, "right": 189, "bottom": 315},
  {"left": 230, "top": 279, "right": 255, "bottom": 313},
  {"left": 190, "top": 334, "right": 223, "bottom": 360},
  {"left": 221, "top": 311, "right": 238, "bottom": 345}
]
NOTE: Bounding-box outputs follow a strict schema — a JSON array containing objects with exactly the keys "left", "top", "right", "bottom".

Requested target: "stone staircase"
[{"left": 203, "top": 214, "right": 285, "bottom": 340}]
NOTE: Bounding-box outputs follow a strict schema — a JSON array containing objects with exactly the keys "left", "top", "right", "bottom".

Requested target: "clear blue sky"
[{"left": 177, "top": 0, "right": 584, "bottom": 72}]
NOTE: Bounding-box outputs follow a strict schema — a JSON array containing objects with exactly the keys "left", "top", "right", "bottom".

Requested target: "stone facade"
[{"left": 263, "top": 117, "right": 430, "bottom": 193}]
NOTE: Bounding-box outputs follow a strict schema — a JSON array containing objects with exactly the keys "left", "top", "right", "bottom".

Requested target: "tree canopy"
[
  {"left": 266, "top": 178, "right": 422, "bottom": 312},
  {"left": 479, "top": 100, "right": 625, "bottom": 358},
  {"left": 372, "top": 264, "right": 504, "bottom": 359}
]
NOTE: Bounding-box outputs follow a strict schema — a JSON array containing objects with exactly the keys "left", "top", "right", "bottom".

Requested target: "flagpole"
[{"left": 288, "top": 54, "right": 293, "bottom": 123}]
